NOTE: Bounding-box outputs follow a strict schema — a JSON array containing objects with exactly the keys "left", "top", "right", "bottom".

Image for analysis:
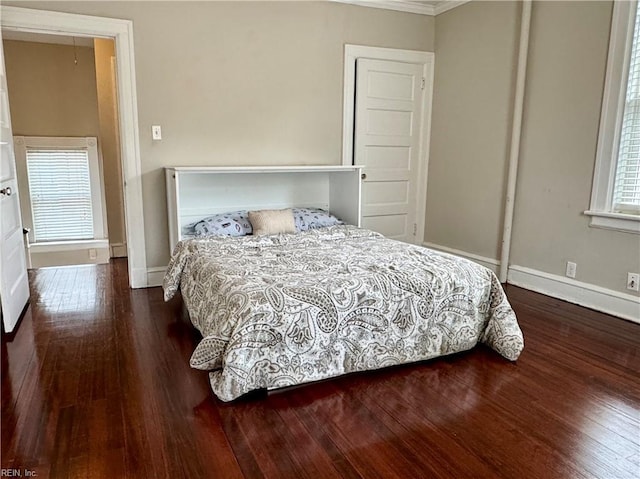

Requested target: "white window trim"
[
  {"left": 14, "top": 136, "right": 109, "bottom": 245},
  {"left": 587, "top": 0, "right": 640, "bottom": 234}
]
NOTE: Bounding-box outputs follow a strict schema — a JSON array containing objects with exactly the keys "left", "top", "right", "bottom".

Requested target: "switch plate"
[
  {"left": 627, "top": 273, "right": 640, "bottom": 292},
  {"left": 152, "top": 125, "right": 162, "bottom": 140}
]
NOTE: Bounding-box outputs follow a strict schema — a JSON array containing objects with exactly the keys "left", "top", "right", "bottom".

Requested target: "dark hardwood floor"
[{"left": 2, "top": 259, "right": 639, "bottom": 479}]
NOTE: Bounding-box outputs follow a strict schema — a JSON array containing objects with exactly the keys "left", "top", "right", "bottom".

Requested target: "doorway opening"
[
  {"left": 0, "top": 6, "right": 147, "bottom": 289},
  {"left": 3, "top": 32, "right": 126, "bottom": 268}
]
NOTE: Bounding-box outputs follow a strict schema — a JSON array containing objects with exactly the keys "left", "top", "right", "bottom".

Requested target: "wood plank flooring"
[{"left": 2, "top": 259, "right": 639, "bottom": 478}]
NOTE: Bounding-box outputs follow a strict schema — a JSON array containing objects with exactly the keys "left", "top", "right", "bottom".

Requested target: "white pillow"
[{"left": 248, "top": 208, "right": 296, "bottom": 235}]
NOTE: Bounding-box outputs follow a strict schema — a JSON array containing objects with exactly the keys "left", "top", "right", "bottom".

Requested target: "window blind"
[
  {"left": 614, "top": 2, "right": 640, "bottom": 213},
  {"left": 26, "top": 149, "right": 95, "bottom": 242}
]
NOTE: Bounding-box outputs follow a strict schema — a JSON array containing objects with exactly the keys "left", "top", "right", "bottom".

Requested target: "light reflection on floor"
[
  {"left": 31, "top": 264, "right": 104, "bottom": 316},
  {"left": 576, "top": 395, "right": 640, "bottom": 475}
]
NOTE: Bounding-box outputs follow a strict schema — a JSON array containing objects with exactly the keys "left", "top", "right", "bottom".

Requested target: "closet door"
[{"left": 354, "top": 58, "right": 425, "bottom": 243}]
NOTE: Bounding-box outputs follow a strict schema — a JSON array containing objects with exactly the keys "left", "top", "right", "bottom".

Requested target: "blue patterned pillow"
[
  {"left": 292, "top": 208, "right": 344, "bottom": 231},
  {"left": 183, "top": 211, "right": 253, "bottom": 237}
]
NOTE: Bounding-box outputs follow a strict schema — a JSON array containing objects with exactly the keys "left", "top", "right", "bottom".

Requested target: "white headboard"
[{"left": 165, "top": 166, "right": 362, "bottom": 252}]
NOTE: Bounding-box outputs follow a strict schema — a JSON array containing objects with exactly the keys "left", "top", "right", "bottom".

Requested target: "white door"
[
  {"left": 0, "top": 34, "right": 30, "bottom": 333},
  {"left": 355, "top": 58, "right": 425, "bottom": 243}
]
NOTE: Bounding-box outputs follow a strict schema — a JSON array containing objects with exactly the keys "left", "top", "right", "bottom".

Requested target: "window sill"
[
  {"left": 584, "top": 210, "right": 640, "bottom": 234},
  {"left": 29, "top": 239, "right": 109, "bottom": 253}
]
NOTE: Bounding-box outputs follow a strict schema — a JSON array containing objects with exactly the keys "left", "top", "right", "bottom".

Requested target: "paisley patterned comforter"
[{"left": 163, "top": 226, "right": 524, "bottom": 401}]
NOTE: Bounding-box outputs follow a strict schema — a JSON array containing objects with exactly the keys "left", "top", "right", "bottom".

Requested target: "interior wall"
[
  {"left": 512, "top": 0, "right": 640, "bottom": 294},
  {"left": 94, "top": 38, "right": 126, "bottom": 255},
  {"left": 1, "top": 1, "right": 435, "bottom": 268},
  {"left": 430, "top": 0, "right": 639, "bottom": 296},
  {"left": 425, "top": 1, "right": 520, "bottom": 259},
  {"left": 4, "top": 40, "right": 100, "bottom": 137}
]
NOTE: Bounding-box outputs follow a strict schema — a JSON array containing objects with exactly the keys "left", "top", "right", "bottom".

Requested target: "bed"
[{"left": 163, "top": 223, "right": 524, "bottom": 402}]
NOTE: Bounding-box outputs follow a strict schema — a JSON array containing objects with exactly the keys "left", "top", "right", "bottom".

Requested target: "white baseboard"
[
  {"left": 110, "top": 242, "right": 127, "bottom": 258},
  {"left": 422, "top": 242, "right": 639, "bottom": 323},
  {"left": 29, "top": 241, "right": 110, "bottom": 268},
  {"left": 508, "top": 265, "right": 640, "bottom": 324},
  {"left": 147, "top": 266, "right": 166, "bottom": 288},
  {"left": 422, "top": 242, "right": 500, "bottom": 274}
]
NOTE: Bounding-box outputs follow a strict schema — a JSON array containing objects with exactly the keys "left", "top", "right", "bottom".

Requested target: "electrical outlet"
[
  {"left": 565, "top": 261, "right": 577, "bottom": 279},
  {"left": 628, "top": 273, "right": 640, "bottom": 292},
  {"left": 89, "top": 248, "right": 97, "bottom": 260}
]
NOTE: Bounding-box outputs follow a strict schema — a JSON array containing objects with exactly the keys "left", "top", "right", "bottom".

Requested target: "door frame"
[
  {"left": 0, "top": 6, "right": 147, "bottom": 288},
  {"left": 342, "top": 44, "right": 434, "bottom": 244}
]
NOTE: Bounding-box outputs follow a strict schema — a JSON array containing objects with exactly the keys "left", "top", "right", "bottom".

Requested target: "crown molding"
[
  {"left": 330, "top": 0, "right": 434, "bottom": 15},
  {"left": 434, "top": 0, "right": 471, "bottom": 15},
  {"left": 329, "top": 0, "right": 471, "bottom": 16}
]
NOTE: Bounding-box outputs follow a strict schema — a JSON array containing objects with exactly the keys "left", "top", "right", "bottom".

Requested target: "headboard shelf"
[{"left": 165, "top": 165, "right": 363, "bottom": 252}]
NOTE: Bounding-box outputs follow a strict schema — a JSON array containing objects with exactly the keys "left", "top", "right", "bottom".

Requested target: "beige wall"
[
  {"left": 512, "top": 1, "right": 640, "bottom": 294},
  {"left": 429, "top": 0, "right": 639, "bottom": 296},
  {"left": 4, "top": 40, "right": 100, "bottom": 137},
  {"left": 3, "top": 2, "right": 636, "bottom": 297},
  {"left": 426, "top": 1, "right": 520, "bottom": 259},
  {"left": 94, "top": 38, "right": 126, "bottom": 250},
  {"left": 3, "top": 1, "right": 435, "bottom": 268}
]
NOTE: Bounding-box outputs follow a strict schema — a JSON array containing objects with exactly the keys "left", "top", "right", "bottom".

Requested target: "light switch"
[{"left": 152, "top": 125, "right": 162, "bottom": 140}]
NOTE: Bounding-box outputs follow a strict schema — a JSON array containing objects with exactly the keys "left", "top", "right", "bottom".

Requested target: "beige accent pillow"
[{"left": 248, "top": 208, "right": 296, "bottom": 235}]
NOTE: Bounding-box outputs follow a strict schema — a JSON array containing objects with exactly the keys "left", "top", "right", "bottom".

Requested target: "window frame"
[
  {"left": 586, "top": 0, "right": 640, "bottom": 234},
  {"left": 13, "top": 136, "right": 108, "bottom": 245}
]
